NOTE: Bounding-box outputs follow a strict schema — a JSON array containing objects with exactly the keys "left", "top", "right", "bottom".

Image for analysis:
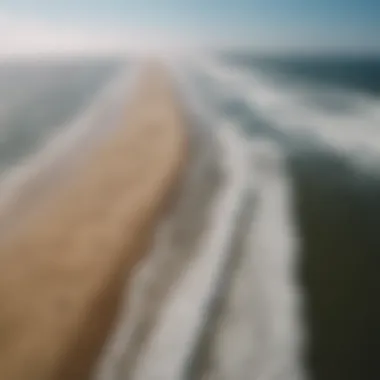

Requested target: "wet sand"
[
  {"left": 93, "top": 76, "right": 224, "bottom": 379},
  {"left": 0, "top": 63, "right": 186, "bottom": 380}
]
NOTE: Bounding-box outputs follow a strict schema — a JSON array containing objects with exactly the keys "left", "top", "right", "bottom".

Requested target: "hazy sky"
[{"left": 1, "top": 0, "right": 379, "bottom": 55}]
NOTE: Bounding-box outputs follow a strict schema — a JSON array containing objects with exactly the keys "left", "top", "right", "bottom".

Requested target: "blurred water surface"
[
  {"left": 0, "top": 58, "right": 123, "bottom": 174},
  {"left": 182, "top": 52, "right": 380, "bottom": 380}
]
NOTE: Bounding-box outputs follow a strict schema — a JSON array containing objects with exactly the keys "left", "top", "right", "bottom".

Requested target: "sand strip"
[
  {"left": 0, "top": 63, "right": 138, "bottom": 238},
  {"left": 92, "top": 69, "right": 223, "bottom": 380},
  {"left": 0, "top": 62, "right": 186, "bottom": 380}
]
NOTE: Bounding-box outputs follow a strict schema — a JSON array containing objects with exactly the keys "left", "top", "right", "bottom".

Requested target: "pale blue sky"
[{"left": 1, "top": 0, "right": 379, "bottom": 54}]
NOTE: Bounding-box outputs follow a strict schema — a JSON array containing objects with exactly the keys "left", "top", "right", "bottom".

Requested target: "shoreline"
[
  {"left": 0, "top": 61, "right": 138, "bottom": 238},
  {"left": 0, "top": 62, "right": 187, "bottom": 380}
]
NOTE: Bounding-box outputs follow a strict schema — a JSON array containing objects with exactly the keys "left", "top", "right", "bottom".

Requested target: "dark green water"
[
  {"left": 289, "top": 151, "right": 380, "bottom": 380},
  {"left": 208, "top": 52, "right": 380, "bottom": 379},
  {"left": 222, "top": 52, "right": 380, "bottom": 96}
]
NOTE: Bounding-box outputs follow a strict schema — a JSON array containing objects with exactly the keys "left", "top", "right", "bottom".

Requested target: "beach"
[{"left": 0, "top": 62, "right": 186, "bottom": 380}]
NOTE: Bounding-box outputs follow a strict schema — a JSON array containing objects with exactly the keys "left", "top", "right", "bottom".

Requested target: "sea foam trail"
[
  {"left": 93, "top": 61, "right": 306, "bottom": 380},
  {"left": 131, "top": 76, "right": 250, "bottom": 380},
  {"left": 93, "top": 62, "right": 247, "bottom": 380},
  {"left": 93, "top": 62, "right": 223, "bottom": 380},
  {"left": 210, "top": 140, "right": 306, "bottom": 380},
  {"left": 193, "top": 58, "right": 380, "bottom": 162},
  {"left": 176, "top": 60, "right": 306, "bottom": 380}
]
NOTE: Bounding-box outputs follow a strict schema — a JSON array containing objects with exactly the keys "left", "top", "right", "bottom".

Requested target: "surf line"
[{"left": 132, "top": 63, "right": 251, "bottom": 380}]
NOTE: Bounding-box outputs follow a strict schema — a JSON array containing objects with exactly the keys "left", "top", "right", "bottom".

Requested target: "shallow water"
[{"left": 0, "top": 58, "right": 124, "bottom": 174}]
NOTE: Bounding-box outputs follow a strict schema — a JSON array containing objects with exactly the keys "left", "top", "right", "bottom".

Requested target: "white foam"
[
  {"left": 92, "top": 62, "right": 226, "bottom": 380},
  {"left": 93, "top": 60, "right": 306, "bottom": 380},
  {"left": 211, "top": 140, "right": 307, "bottom": 380},
  {"left": 121, "top": 61, "right": 247, "bottom": 380},
  {"left": 195, "top": 58, "right": 380, "bottom": 161},
  {"left": 131, "top": 122, "right": 249, "bottom": 380}
]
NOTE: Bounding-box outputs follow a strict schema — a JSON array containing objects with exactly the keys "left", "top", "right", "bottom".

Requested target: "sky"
[{"left": 0, "top": 0, "right": 379, "bottom": 56}]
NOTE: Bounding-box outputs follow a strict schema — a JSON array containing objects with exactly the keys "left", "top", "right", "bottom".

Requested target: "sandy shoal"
[{"left": 0, "top": 62, "right": 186, "bottom": 380}]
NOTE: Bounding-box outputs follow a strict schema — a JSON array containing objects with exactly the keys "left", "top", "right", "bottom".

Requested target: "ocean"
[{"left": 179, "top": 53, "right": 380, "bottom": 380}]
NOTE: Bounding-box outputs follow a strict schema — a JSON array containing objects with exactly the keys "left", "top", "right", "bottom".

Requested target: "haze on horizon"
[{"left": 0, "top": 0, "right": 379, "bottom": 57}]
